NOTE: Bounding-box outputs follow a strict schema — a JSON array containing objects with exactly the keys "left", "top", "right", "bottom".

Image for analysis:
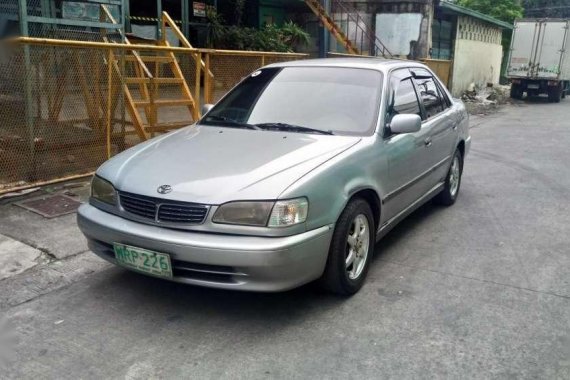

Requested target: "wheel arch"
[
  {"left": 346, "top": 188, "right": 381, "bottom": 231},
  {"left": 457, "top": 140, "right": 465, "bottom": 158}
]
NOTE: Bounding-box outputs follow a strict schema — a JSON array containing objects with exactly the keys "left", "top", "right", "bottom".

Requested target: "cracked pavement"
[{"left": 0, "top": 100, "right": 569, "bottom": 379}]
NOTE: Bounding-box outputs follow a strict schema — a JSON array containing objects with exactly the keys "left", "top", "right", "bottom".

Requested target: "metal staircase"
[
  {"left": 304, "top": 0, "right": 392, "bottom": 58},
  {"left": 100, "top": 8, "right": 199, "bottom": 141}
]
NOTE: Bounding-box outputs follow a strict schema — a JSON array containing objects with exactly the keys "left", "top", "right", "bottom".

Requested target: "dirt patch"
[{"left": 461, "top": 84, "right": 512, "bottom": 115}]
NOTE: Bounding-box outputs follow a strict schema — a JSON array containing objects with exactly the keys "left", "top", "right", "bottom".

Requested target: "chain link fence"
[
  {"left": 202, "top": 50, "right": 308, "bottom": 104},
  {"left": 0, "top": 38, "right": 306, "bottom": 194}
]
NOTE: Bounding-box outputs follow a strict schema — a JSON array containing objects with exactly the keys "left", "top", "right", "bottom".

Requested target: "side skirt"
[{"left": 375, "top": 182, "right": 445, "bottom": 242}]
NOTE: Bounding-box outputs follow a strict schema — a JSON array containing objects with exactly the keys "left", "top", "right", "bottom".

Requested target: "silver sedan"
[{"left": 77, "top": 58, "right": 471, "bottom": 295}]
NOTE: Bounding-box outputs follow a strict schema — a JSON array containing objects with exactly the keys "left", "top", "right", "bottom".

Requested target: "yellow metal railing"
[{"left": 0, "top": 37, "right": 307, "bottom": 194}]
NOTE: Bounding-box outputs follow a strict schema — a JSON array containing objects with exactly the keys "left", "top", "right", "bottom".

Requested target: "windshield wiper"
[
  {"left": 254, "top": 122, "right": 334, "bottom": 135},
  {"left": 204, "top": 115, "right": 261, "bottom": 130}
]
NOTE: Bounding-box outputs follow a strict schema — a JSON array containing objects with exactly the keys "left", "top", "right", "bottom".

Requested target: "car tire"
[
  {"left": 435, "top": 148, "right": 463, "bottom": 206},
  {"left": 319, "top": 198, "right": 375, "bottom": 296}
]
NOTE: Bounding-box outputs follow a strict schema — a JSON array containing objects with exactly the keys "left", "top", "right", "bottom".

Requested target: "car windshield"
[{"left": 200, "top": 66, "right": 383, "bottom": 136}]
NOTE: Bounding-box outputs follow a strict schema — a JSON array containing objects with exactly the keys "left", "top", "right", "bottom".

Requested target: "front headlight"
[
  {"left": 212, "top": 198, "right": 308, "bottom": 227},
  {"left": 212, "top": 201, "right": 274, "bottom": 226},
  {"left": 91, "top": 176, "right": 117, "bottom": 205}
]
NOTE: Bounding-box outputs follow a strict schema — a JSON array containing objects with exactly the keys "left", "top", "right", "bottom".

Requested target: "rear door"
[
  {"left": 508, "top": 21, "right": 539, "bottom": 78},
  {"left": 533, "top": 21, "right": 568, "bottom": 78}
]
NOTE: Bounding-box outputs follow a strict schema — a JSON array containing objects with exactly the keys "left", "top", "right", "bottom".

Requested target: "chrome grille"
[{"left": 119, "top": 191, "right": 208, "bottom": 225}]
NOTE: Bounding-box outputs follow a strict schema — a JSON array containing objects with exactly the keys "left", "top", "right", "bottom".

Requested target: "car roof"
[{"left": 265, "top": 57, "right": 427, "bottom": 73}]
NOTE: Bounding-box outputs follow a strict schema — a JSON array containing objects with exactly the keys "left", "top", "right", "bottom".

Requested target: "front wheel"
[
  {"left": 435, "top": 148, "right": 463, "bottom": 206},
  {"left": 319, "top": 198, "right": 374, "bottom": 296}
]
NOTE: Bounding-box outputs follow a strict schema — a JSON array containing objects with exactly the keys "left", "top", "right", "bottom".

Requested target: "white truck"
[{"left": 507, "top": 19, "right": 570, "bottom": 102}]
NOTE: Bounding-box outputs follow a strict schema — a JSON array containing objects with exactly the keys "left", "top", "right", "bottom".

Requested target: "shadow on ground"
[{"left": 84, "top": 199, "right": 442, "bottom": 323}]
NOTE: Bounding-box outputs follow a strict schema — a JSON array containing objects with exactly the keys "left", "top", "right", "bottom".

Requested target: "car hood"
[{"left": 98, "top": 125, "right": 361, "bottom": 204}]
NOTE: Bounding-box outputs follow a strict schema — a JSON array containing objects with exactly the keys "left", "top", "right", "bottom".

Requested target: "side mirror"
[
  {"left": 389, "top": 114, "right": 421, "bottom": 134},
  {"left": 201, "top": 104, "right": 214, "bottom": 116}
]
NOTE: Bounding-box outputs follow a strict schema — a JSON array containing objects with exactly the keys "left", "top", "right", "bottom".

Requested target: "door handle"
[{"left": 424, "top": 138, "right": 432, "bottom": 147}]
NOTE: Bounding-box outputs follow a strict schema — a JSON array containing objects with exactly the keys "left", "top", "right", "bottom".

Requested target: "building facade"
[{"left": 329, "top": 0, "right": 512, "bottom": 95}]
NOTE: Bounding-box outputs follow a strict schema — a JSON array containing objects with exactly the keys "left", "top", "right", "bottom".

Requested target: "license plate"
[
  {"left": 527, "top": 84, "right": 539, "bottom": 89},
  {"left": 113, "top": 243, "right": 173, "bottom": 279}
]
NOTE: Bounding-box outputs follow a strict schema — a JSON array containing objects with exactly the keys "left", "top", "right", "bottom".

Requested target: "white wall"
[
  {"left": 450, "top": 16, "right": 503, "bottom": 96},
  {"left": 452, "top": 40, "right": 503, "bottom": 96},
  {"left": 375, "top": 13, "right": 423, "bottom": 57}
]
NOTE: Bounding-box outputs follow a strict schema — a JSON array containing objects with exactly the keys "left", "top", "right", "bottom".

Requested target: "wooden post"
[
  {"left": 106, "top": 49, "right": 113, "bottom": 159},
  {"left": 194, "top": 52, "right": 202, "bottom": 119},
  {"left": 204, "top": 53, "right": 211, "bottom": 104}
]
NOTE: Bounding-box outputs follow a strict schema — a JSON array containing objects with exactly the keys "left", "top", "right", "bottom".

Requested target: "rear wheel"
[
  {"left": 320, "top": 198, "right": 374, "bottom": 296},
  {"left": 510, "top": 84, "right": 523, "bottom": 99},
  {"left": 435, "top": 148, "right": 463, "bottom": 206},
  {"left": 548, "top": 84, "right": 562, "bottom": 103}
]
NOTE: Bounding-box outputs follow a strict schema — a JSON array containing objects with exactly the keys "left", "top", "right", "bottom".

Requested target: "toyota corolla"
[{"left": 77, "top": 58, "right": 470, "bottom": 295}]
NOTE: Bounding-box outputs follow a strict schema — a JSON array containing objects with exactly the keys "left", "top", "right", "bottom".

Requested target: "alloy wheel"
[
  {"left": 449, "top": 155, "right": 460, "bottom": 197},
  {"left": 345, "top": 214, "right": 370, "bottom": 280}
]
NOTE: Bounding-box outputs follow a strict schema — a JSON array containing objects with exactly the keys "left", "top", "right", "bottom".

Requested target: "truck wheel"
[
  {"left": 548, "top": 85, "right": 562, "bottom": 103},
  {"left": 510, "top": 84, "right": 523, "bottom": 100},
  {"left": 319, "top": 198, "right": 374, "bottom": 296}
]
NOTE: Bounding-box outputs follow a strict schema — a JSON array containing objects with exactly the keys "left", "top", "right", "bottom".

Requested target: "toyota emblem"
[{"left": 157, "top": 185, "right": 172, "bottom": 194}]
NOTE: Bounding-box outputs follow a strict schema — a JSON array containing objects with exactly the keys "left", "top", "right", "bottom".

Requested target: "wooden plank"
[
  {"left": 106, "top": 51, "right": 148, "bottom": 141},
  {"left": 160, "top": 39, "right": 197, "bottom": 119},
  {"left": 133, "top": 99, "right": 193, "bottom": 107},
  {"left": 124, "top": 55, "right": 173, "bottom": 63},
  {"left": 133, "top": 62, "right": 152, "bottom": 123},
  {"left": 14, "top": 37, "right": 309, "bottom": 57},
  {"left": 123, "top": 84, "right": 149, "bottom": 140},
  {"left": 124, "top": 77, "right": 183, "bottom": 84},
  {"left": 162, "top": 11, "right": 214, "bottom": 79}
]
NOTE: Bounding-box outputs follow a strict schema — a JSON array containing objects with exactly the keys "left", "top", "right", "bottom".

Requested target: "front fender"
[{"left": 279, "top": 139, "right": 387, "bottom": 231}]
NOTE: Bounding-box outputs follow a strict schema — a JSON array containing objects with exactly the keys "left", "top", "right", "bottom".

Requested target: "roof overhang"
[{"left": 438, "top": 2, "right": 514, "bottom": 30}]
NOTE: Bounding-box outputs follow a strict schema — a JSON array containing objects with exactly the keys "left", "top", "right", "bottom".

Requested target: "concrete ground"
[{"left": 1, "top": 100, "right": 570, "bottom": 379}]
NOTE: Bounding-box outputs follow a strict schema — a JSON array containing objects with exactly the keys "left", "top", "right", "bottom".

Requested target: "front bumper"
[{"left": 77, "top": 204, "right": 334, "bottom": 292}]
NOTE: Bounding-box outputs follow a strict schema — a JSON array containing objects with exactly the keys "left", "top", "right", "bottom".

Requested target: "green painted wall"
[{"left": 259, "top": 1, "right": 286, "bottom": 27}]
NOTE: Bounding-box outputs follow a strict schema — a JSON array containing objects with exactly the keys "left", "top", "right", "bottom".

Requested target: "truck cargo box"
[{"left": 507, "top": 19, "right": 570, "bottom": 102}]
